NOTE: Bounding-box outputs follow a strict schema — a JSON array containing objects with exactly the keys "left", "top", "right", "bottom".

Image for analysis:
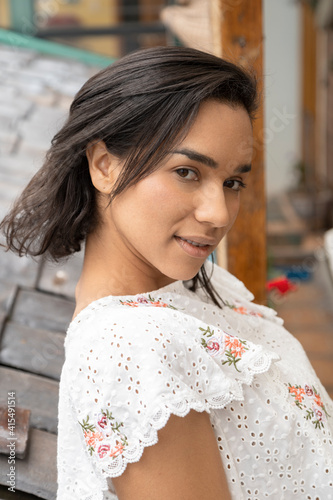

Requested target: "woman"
[{"left": 1, "top": 47, "right": 332, "bottom": 500}]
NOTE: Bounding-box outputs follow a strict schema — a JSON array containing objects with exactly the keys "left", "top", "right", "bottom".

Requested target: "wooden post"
[
  {"left": 301, "top": 3, "right": 317, "bottom": 190},
  {"left": 211, "top": 0, "right": 266, "bottom": 304}
]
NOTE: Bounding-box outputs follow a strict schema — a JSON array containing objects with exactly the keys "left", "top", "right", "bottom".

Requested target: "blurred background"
[
  {"left": 0, "top": 0, "right": 332, "bottom": 269},
  {"left": 0, "top": 1, "right": 332, "bottom": 498}
]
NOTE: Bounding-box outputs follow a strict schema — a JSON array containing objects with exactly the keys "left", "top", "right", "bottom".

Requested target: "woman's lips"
[{"left": 174, "top": 235, "right": 215, "bottom": 258}]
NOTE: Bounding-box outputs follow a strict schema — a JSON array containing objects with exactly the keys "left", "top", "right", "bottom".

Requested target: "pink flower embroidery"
[
  {"left": 249, "top": 310, "right": 263, "bottom": 318},
  {"left": 97, "top": 414, "right": 108, "bottom": 429},
  {"left": 206, "top": 339, "right": 222, "bottom": 357},
  {"left": 314, "top": 409, "right": 323, "bottom": 422},
  {"left": 98, "top": 444, "right": 111, "bottom": 459},
  {"left": 137, "top": 296, "right": 149, "bottom": 304},
  {"left": 304, "top": 385, "right": 313, "bottom": 397}
]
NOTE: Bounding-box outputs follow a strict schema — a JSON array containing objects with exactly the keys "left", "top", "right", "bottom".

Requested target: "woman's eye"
[
  {"left": 224, "top": 179, "right": 247, "bottom": 191},
  {"left": 175, "top": 168, "right": 198, "bottom": 181}
]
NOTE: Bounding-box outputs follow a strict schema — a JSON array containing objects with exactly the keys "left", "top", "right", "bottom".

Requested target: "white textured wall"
[{"left": 264, "top": 0, "right": 301, "bottom": 195}]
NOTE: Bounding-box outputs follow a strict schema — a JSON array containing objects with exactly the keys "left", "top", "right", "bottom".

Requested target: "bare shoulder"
[{"left": 110, "top": 410, "right": 231, "bottom": 500}]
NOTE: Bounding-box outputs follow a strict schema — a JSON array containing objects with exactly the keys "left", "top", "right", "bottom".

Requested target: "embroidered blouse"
[{"left": 57, "top": 262, "right": 333, "bottom": 499}]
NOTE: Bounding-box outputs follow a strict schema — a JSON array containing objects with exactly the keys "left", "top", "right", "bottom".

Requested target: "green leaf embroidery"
[
  {"left": 102, "top": 408, "right": 115, "bottom": 421},
  {"left": 199, "top": 326, "right": 215, "bottom": 338},
  {"left": 201, "top": 338, "right": 208, "bottom": 348},
  {"left": 221, "top": 351, "right": 241, "bottom": 372},
  {"left": 79, "top": 415, "right": 95, "bottom": 433}
]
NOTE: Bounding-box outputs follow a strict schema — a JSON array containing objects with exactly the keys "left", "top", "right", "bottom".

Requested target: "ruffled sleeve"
[{"left": 64, "top": 302, "right": 279, "bottom": 483}]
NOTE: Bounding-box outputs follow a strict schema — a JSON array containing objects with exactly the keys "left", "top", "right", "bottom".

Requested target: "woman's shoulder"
[
  {"left": 69, "top": 291, "right": 180, "bottom": 329},
  {"left": 65, "top": 291, "right": 188, "bottom": 357}
]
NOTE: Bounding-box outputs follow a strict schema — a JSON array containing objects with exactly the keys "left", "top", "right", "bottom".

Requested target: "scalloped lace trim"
[{"left": 91, "top": 349, "right": 279, "bottom": 485}]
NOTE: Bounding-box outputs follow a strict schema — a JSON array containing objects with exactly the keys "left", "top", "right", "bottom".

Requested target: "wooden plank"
[
  {"left": 212, "top": 0, "right": 266, "bottom": 304},
  {"left": 0, "top": 322, "right": 65, "bottom": 380},
  {"left": 0, "top": 281, "right": 17, "bottom": 333},
  {"left": 11, "top": 289, "right": 74, "bottom": 333},
  {"left": 0, "top": 485, "right": 41, "bottom": 499},
  {"left": 0, "top": 282, "right": 17, "bottom": 314},
  {"left": 0, "top": 406, "right": 30, "bottom": 458},
  {"left": 0, "top": 428, "right": 57, "bottom": 500},
  {"left": 0, "top": 367, "right": 58, "bottom": 433}
]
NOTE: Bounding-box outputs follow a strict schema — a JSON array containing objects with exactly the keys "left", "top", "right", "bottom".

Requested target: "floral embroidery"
[
  {"left": 222, "top": 299, "right": 263, "bottom": 318},
  {"left": 288, "top": 384, "right": 305, "bottom": 403},
  {"left": 287, "top": 383, "right": 330, "bottom": 429},
  {"left": 120, "top": 294, "right": 177, "bottom": 309},
  {"left": 200, "top": 326, "right": 249, "bottom": 372},
  {"left": 79, "top": 409, "right": 128, "bottom": 459}
]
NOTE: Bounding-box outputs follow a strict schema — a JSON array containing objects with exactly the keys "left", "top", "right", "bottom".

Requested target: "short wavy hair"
[{"left": 1, "top": 46, "right": 258, "bottom": 306}]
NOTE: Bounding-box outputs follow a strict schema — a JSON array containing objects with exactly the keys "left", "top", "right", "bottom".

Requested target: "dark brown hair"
[{"left": 0, "top": 46, "right": 258, "bottom": 306}]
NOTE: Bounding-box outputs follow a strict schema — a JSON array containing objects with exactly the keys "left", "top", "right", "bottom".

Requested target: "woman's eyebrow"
[
  {"left": 171, "top": 148, "right": 252, "bottom": 174},
  {"left": 172, "top": 148, "right": 218, "bottom": 168},
  {"left": 234, "top": 164, "right": 252, "bottom": 174}
]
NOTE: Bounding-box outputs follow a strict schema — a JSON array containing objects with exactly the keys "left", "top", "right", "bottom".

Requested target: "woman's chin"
[{"left": 163, "top": 263, "right": 207, "bottom": 283}]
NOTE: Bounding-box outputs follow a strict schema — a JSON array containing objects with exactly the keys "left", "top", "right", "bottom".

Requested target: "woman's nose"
[{"left": 194, "top": 187, "right": 231, "bottom": 228}]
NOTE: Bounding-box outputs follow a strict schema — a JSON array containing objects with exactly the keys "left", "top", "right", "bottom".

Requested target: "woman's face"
[{"left": 98, "top": 100, "right": 253, "bottom": 286}]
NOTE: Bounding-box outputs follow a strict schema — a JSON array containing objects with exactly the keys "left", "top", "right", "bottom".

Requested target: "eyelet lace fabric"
[{"left": 57, "top": 263, "right": 333, "bottom": 499}]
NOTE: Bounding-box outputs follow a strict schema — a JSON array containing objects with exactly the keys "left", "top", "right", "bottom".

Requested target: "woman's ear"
[{"left": 86, "top": 140, "right": 121, "bottom": 194}]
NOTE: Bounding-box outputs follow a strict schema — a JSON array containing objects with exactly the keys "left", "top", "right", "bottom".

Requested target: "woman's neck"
[{"left": 73, "top": 231, "right": 174, "bottom": 318}]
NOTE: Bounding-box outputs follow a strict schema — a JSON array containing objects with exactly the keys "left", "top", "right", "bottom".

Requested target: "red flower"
[
  {"left": 97, "top": 444, "right": 110, "bottom": 459},
  {"left": 266, "top": 276, "right": 297, "bottom": 295},
  {"left": 305, "top": 385, "right": 313, "bottom": 397},
  {"left": 207, "top": 341, "right": 220, "bottom": 352},
  {"left": 314, "top": 409, "right": 323, "bottom": 421},
  {"left": 137, "top": 296, "right": 149, "bottom": 304},
  {"left": 97, "top": 415, "right": 108, "bottom": 429},
  {"left": 249, "top": 311, "right": 263, "bottom": 318}
]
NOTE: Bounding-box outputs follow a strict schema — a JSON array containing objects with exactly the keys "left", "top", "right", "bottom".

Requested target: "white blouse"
[{"left": 57, "top": 262, "right": 333, "bottom": 499}]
